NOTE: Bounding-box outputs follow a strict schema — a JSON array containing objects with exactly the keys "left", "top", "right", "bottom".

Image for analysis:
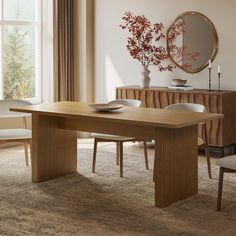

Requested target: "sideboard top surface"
[{"left": 116, "top": 86, "right": 236, "bottom": 95}]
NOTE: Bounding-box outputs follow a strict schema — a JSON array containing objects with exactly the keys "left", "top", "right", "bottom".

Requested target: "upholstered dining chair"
[
  {"left": 216, "top": 155, "right": 236, "bottom": 211},
  {"left": 92, "top": 99, "right": 149, "bottom": 177},
  {"left": 0, "top": 99, "right": 32, "bottom": 166},
  {"left": 165, "top": 103, "right": 212, "bottom": 179}
]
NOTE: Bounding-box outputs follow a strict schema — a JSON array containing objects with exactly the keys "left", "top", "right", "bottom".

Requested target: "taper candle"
[{"left": 208, "top": 60, "right": 212, "bottom": 69}]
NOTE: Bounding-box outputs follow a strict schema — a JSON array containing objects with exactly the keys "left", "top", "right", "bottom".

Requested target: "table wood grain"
[{"left": 11, "top": 102, "right": 223, "bottom": 207}]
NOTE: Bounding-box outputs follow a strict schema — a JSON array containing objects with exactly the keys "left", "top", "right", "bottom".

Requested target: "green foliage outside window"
[{"left": 3, "top": 26, "right": 35, "bottom": 99}]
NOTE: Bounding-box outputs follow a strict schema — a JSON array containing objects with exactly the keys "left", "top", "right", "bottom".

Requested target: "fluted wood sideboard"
[{"left": 116, "top": 86, "right": 236, "bottom": 149}]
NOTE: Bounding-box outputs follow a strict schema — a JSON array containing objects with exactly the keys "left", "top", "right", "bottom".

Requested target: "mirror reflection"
[{"left": 167, "top": 11, "right": 218, "bottom": 73}]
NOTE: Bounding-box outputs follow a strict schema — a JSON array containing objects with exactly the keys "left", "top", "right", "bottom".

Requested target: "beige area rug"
[{"left": 0, "top": 147, "right": 236, "bottom": 236}]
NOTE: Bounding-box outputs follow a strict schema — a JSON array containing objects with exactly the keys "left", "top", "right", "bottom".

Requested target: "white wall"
[{"left": 95, "top": 0, "right": 236, "bottom": 102}]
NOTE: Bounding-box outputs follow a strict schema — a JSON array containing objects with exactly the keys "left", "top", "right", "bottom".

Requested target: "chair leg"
[
  {"left": 116, "top": 142, "right": 120, "bottom": 165},
  {"left": 203, "top": 123, "right": 212, "bottom": 179},
  {"left": 217, "top": 167, "right": 224, "bottom": 211},
  {"left": 143, "top": 141, "right": 149, "bottom": 170},
  {"left": 206, "top": 147, "right": 212, "bottom": 179},
  {"left": 120, "top": 142, "right": 123, "bottom": 178},
  {"left": 29, "top": 140, "right": 32, "bottom": 164},
  {"left": 24, "top": 143, "right": 29, "bottom": 166},
  {"left": 92, "top": 138, "right": 98, "bottom": 173}
]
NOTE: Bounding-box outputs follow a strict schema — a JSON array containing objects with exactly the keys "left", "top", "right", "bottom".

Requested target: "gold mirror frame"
[{"left": 167, "top": 11, "right": 219, "bottom": 74}]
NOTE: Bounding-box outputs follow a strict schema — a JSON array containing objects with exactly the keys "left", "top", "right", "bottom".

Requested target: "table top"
[{"left": 10, "top": 101, "right": 223, "bottom": 129}]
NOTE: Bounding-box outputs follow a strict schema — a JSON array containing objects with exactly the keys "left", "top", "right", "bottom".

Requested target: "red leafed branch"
[{"left": 120, "top": 12, "right": 175, "bottom": 72}]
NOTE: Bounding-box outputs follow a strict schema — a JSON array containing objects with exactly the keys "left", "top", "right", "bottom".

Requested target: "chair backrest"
[
  {"left": 165, "top": 103, "right": 206, "bottom": 112},
  {"left": 0, "top": 99, "right": 31, "bottom": 118},
  {"left": 109, "top": 99, "right": 142, "bottom": 107}
]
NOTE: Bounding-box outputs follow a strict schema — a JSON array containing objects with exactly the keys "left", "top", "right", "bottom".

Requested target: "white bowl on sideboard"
[{"left": 171, "top": 79, "right": 187, "bottom": 87}]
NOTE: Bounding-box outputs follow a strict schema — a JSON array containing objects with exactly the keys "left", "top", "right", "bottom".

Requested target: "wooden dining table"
[{"left": 11, "top": 101, "right": 223, "bottom": 207}]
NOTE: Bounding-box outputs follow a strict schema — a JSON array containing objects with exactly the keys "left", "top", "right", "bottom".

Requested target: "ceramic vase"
[{"left": 141, "top": 65, "right": 151, "bottom": 88}]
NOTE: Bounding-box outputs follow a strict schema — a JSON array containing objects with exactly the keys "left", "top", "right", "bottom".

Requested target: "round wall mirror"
[{"left": 167, "top": 11, "right": 218, "bottom": 73}]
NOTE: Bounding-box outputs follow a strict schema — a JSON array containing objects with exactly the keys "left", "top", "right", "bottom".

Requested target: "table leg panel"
[
  {"left": 154, "top": 125, "right": 198, "bottom": 207},
  {"left": 32, "top": 114, "right": 77, "bottom": 182}
]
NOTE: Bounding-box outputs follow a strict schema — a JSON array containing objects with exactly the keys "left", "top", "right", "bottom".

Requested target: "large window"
[{"left": 0, "top": 0, "right": 41, "bottom": 101}]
